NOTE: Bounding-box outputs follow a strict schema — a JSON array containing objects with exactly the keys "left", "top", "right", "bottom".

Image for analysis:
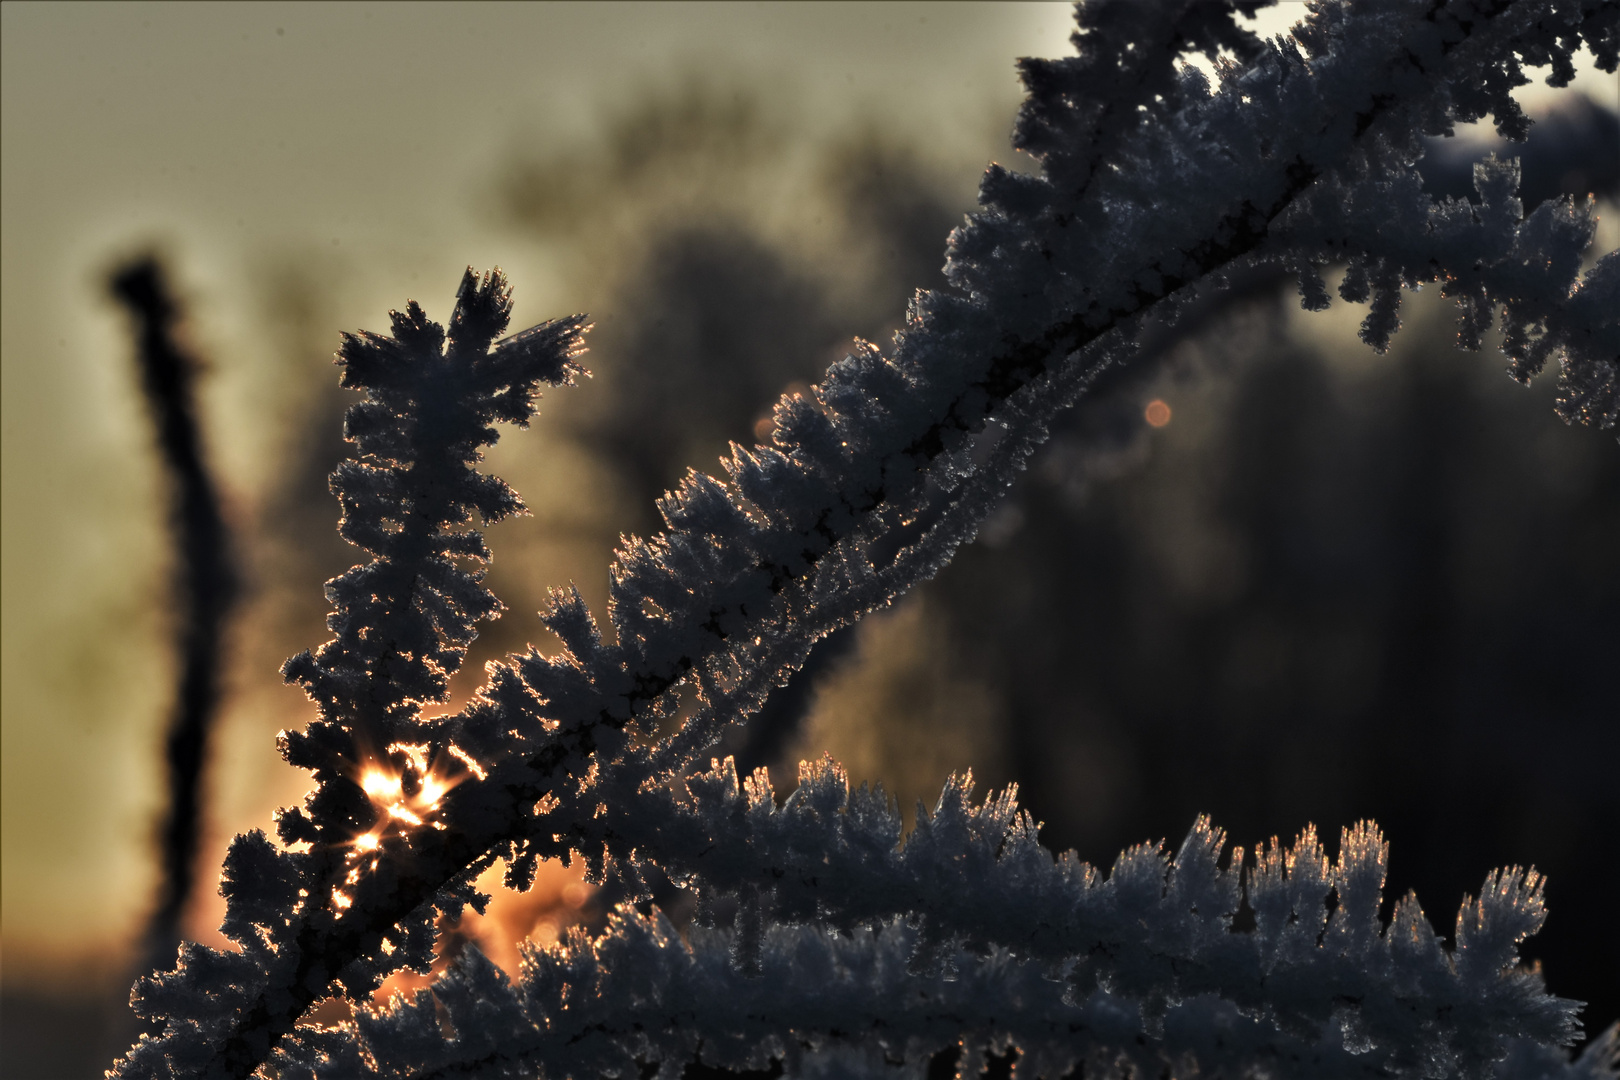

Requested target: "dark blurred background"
[{"left": 3, "top": 5, "right": 1616, "bottom": 1076}]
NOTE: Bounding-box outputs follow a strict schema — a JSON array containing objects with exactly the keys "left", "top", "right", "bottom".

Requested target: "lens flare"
[{"left": 418, "top": 774, "right": 447, "bottom": 806}]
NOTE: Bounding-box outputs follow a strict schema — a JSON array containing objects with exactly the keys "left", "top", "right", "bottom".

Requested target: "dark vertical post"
[{"left": 109, "top": 257, "right": 238, "bottom": 971}]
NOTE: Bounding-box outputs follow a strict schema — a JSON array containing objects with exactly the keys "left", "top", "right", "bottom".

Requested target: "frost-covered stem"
[
  {"left": 523, "top": 763, "right": 1578, "bottom": 1071},
  {"left": 503, "top": 0, "right": 1614, "bottom": 823},
  {"left": 303, "top": 798, "right": 1599, "bottom": 1079},
  {"left": 117, "top": 273, "right": 587, "bottom": 1080},
  {"left": 512, "top": 0, "right": 1604, "bottom": 791}
]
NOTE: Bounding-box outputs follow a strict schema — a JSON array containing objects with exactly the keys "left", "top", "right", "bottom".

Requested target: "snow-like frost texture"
[
  {"left": 288, "top": 777, "right": 1598, "bottom": 1079},
  {"left": 114, "top": 0, "right": 1620, "bottom": 1076}
]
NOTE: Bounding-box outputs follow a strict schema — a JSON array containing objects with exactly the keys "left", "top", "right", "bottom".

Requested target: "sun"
[
  {"left": 360, "top": 769, "right": 403, "bottom": 803},
  {"left": 344, "top": 743, "right": 481, "bottom": 867}
]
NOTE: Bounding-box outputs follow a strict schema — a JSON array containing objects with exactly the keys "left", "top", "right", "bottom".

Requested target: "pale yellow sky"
[{"left": 3, "top": 0, "right": 1613, "bottom": 988}]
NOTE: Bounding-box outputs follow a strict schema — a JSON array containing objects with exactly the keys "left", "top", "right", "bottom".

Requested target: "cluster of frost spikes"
[
  {"left": 114, "top": 1, "right": 1619, "bottom": 1078},
  {"left": 115, "top": 270, "right": 589, "bottom": 1080}
]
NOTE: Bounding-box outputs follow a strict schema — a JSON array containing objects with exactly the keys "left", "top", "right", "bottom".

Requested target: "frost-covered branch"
[
  {"left": 116, "top": 272, "right": 588, "bottom": 1079},
  {"left": 114, "top": 1, "right": 1619, "bottom": 1077},
  {"left": 1280, "top": 156, "right": 1617, "bottom": 424},
  {"left": 290, "top": 780, "right": 1607, "bottom": 1079}
]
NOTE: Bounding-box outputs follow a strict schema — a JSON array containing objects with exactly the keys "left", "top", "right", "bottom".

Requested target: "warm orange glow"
[
  {"left": 1145, "top": 399, "right": 1172, "bottom": 427},
  {"left": 361, "top": 770, "right": 403, "bottom": 802},
  {"left": 448, "top": 744, "right": 487, "bottom": 782},
  {"left": 332, "top": 889, "right": 352, "bottom": 910},
  {"left": 388, "top": 805, "right": 424, "bottom": 826},
  {"left": 357, "top": 858, "right": 593, "bottom": 1010},
  {"left": 349, "top": 748, "right": 480, "bottom": 860},
  {"left": 387, "top": 743, "right": 431, "bottom": 774},
  {"left": 418, "top": 775, "right": 448, "bottom": 806}
]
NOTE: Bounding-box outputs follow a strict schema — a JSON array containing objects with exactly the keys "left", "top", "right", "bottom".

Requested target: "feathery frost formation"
[
  {"left": 115, "top": 1, "right": 1618, "bottom": 1077},
  {"left": 280, "top": 765, "right": 1615, "bottom": 1080}
]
